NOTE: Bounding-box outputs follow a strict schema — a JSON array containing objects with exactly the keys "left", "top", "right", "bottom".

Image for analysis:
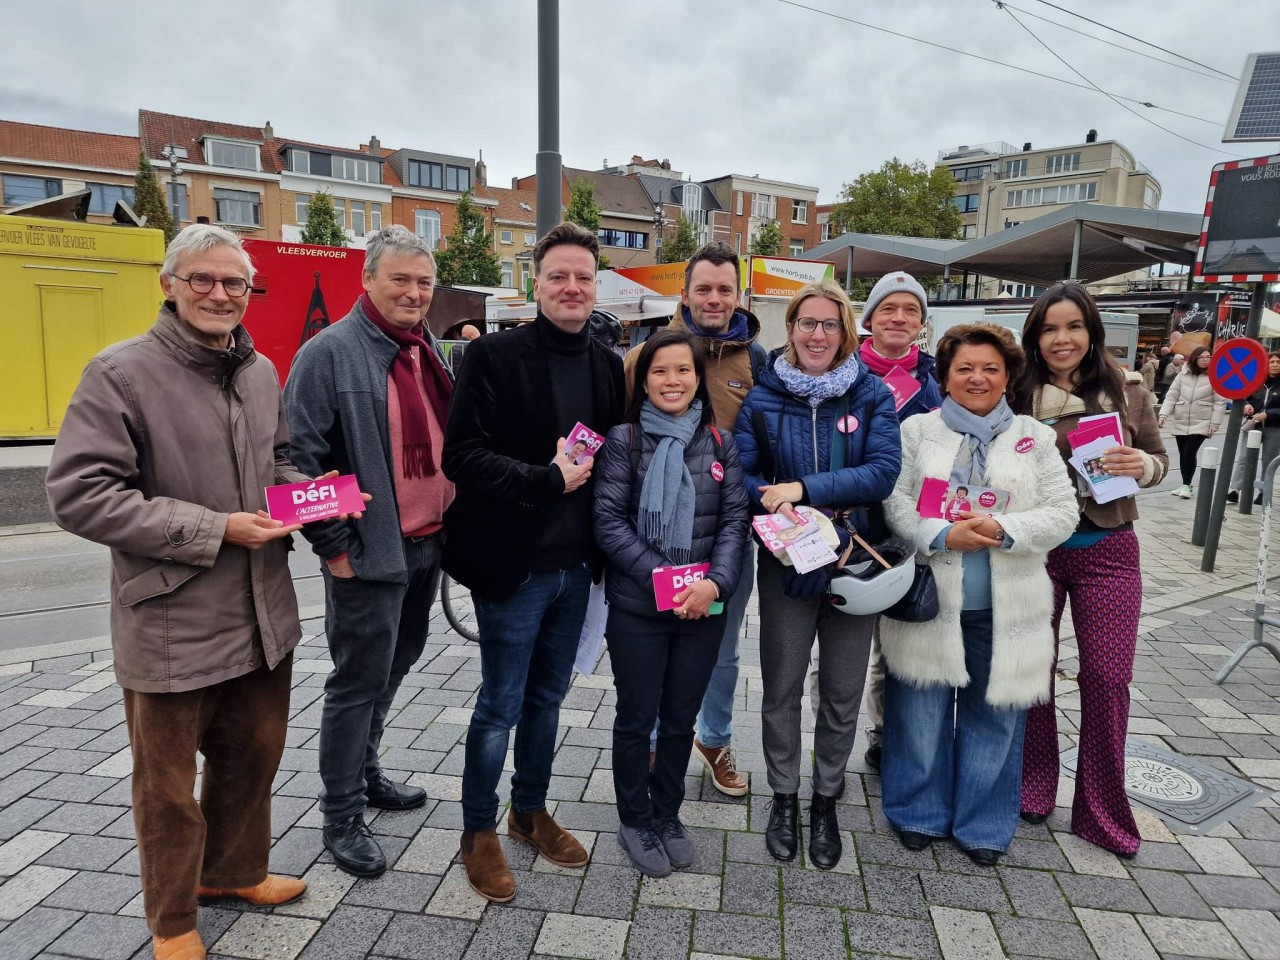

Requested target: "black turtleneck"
[{"left": 532, "top": 311, "right": 598, "bottom": 572}]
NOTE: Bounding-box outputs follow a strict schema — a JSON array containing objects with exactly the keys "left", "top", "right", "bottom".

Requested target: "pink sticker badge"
[
  {"left": 1015, "top": 436, "right": 1036, "bottom": 454},
  {"left": 711, "top": 461, "right": 724, "bottom": 483},
  {"left": 837, "top": 415, "right": 859, "bottom": 434},
  {"left": 977, "top": 491, "right": 998, "bottom": 509}
]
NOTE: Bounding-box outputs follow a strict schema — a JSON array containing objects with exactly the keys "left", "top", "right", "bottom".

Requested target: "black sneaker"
[
  {"left": 1227, "top": 490, "right": 1240, "bottom": 504},
  {"left": 864, "top": 743, "right": 882, "bottom": 771}
]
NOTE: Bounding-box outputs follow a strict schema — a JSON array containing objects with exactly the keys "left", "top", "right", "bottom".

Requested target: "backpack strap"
[
  {"left": 752, "top": 408, "right": 777, "bottom": 485},
  {"left": 708, "top": 424, "right": 724, "bottom": 460},
  {"left": 748, "top": 341, "right": 768, "bottom": 386}
]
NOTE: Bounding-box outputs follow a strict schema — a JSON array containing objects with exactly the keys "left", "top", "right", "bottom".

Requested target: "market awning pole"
[{"left": 535, "top": 0, "right": 561, "bottom": 241}]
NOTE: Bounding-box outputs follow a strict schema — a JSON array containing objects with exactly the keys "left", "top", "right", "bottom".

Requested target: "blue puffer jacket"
[{"left": 733, "top": 351, "right": 902, "bottom": 535}]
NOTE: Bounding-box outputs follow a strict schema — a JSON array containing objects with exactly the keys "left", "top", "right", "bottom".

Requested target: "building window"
[
  {"left": 735, "top": 232, "right": 742, "bottom": 253},
  {"left": 1000, "top": 282, "right": 1046, "bottom": 298},
  {"left": 331, "top": 197, "right": 346, "bottom": 230},
  {"left": 521, "top": 261, "right": 534, "bottom": 286},
  {"left": 415, "top": 209, "right": 441, "bottom": 248},
  {"left": 683, "top": 183, "right": 702, "bottom": 222},
  {"left": 445, "top": 165, "right": 471, "bottom": 192},
  {"left": 820, "top": 221, "right": 832, "bottom": 241},
  {"left": 735, "top": 191, "right": 743, "bottom": 216},
  {"left": 207, "top": 139, "right": 258, "bottom": 171},
  {"left": 524, "top": 231, "right": 536, "bottom": 245},
  {"left": 213, "top": 188, "right": 261, "bottom": 227},
  {"left": 408, "top": 160, "right": 443, "bottom": 189},
  {"left": 87, "top": 183, "right": 135, "bottom": 215},
  {"left": 751, "top": 193, "right": 776, "bottom": 220},
  {"left": 371, "top": 204, "right": 382, "bottom": 231},
  {"left": 951, "top": 194, "right": 981, "bottom": 213},
  {"left": 500, "top": 229, "right": 513, "bottom": 244},
  {"left": 1006, "top": 181, "right": 1097, "bottom": 208},
  {"left": 791, "top": 199, "right": 807, "bottom": 224},
  {"left": 350, "top": 200, "right": 366, "bottom": 236},
  {"left": 1045, "top": 152, "right": 1081, "bottom": 174},
  {"left": 598, "top": 228, "right": 648, "bottom": 249},
  {"left": 1144, "top": 185, "right": 1158, "bottom": 209},
  {"left": 167, "top": 182, "right": 189, "bottom": 222},
  {"left": 1003, "top": 158, "right": 1027, "bottom": 178},
  {"left": 3, "top": 175, "right": 61, "bottom": 206},
  {"left": 501, "top": 260, "right": 514, "bottom": 287},
  {"left": 789, "top": 240, "right": 804, "bottom": 257},
  {"left": 961, "top": 224, "right": 979, "bottom": 239},
  {"left": 295, "top": 193, "right": 310, "bottom": 224},
  {"left": 337, "top": 157, "right": 376, "bottom": 183},
  {"left": 952, "top": 164, "right": 991, "bottom": 182},
  {"left": 291, "top": 150, "right": 310, "bottom": 174}
]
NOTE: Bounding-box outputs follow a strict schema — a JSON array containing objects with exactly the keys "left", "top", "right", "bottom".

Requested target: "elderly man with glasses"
[{"left": 47, "top": 224, "right": 320, "bottom": 960}]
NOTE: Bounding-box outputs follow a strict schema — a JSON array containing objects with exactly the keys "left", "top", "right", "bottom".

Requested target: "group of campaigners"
[{"left": 46, "top": 221, "right": 1167, "bottom": 960}]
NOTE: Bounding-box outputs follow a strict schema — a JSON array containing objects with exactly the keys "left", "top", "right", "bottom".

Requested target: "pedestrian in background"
[{"left": 1159, "top": 346, "right": 1223, "bottom": 499}]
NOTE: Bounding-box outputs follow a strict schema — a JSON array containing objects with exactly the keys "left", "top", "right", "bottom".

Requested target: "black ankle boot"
[
  {"left": 765, "top": 792, "right": 799, "bottom": 861},
  {"left": 808, "top": 793, "right": 842, "bottom": 870}
]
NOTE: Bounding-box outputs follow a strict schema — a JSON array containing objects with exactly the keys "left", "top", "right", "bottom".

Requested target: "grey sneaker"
[
  {"left": 617, "top": 824, "right": 672, "bottom": 877},
  {"left": 655, "top": 816, "right": 696, "bottom": 869}
]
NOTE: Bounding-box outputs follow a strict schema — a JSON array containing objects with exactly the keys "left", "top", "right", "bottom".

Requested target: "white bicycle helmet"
[{"left": 827, "top": 537, "right": 918, "bottom": 615}]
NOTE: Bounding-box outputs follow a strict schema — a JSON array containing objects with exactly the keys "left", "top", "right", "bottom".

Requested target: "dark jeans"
[
  {"left": 319, "top": 534, "right": 443, "bottom": 824},
  {"left": 1175, "top": 434, "right": 1208, "bottom": 487},
  {"left": 461, "top": 564, "right": 591, "bottom": 832},
  {"left": 608, "top": 607, "right": 722, "bottom": 827}
]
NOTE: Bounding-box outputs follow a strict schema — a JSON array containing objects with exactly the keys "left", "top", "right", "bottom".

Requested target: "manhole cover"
[{"left": 1125, "top": 757, "right": 1205, "bottom": 803}]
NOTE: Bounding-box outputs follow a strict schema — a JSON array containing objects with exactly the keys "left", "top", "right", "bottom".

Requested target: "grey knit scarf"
[
  {"left": 637, "top": 399, "right": 702, "bottom": 564},
  {"left": 939, "top": 395, "right": 1015, "bottom": 486}
]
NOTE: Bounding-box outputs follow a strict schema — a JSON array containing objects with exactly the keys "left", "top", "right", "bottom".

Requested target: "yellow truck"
[{"left": 0, "top": 215, "right": 165, "bottom": 438}]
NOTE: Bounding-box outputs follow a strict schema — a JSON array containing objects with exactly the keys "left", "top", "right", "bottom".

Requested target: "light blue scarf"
[
  {"left": 637, "top": 399, "right": 702, "bottom": 564},
  {"left": 773, "top": 353, "right": 861, "bottom": 408},
  {"left": 939, "top": 395, "right": 1015, "bottom": 486}
]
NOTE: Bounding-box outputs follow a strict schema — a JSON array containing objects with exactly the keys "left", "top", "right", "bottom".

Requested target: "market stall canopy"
[{"left": 808, "top": 203, "right": 1203, "bottom": 287}]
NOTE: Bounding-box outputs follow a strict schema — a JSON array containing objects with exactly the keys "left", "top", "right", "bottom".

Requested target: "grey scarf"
[
  {"left": 939, "top": 395, "right": 1015, "bottom": 485},
  {"left": 637, "top": 399, "right": 702, "bottom": 564}
]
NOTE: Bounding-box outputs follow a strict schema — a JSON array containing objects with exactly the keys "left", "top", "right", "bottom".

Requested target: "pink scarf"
[{"left": 859, "top": 340, "right": 919, "bottom": 377}]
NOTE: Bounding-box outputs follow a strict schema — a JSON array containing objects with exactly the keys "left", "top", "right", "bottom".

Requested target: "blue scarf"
[
  {"left": 939, "top": 395, "right": 1015, "bottom": 486},
  {"left": 772, "top": 353, "right": 861, "bottom": 408},
  {"left": 637, "top": 399, "right": 702, "bottom": 564},
  {"left": 682, "top": 305, "right": 750, "bottom": 343}
]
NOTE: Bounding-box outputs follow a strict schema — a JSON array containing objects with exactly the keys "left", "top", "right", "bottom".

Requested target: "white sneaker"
[{"left": 1178, "top": 485, "right": 1193, "bottom": 499}]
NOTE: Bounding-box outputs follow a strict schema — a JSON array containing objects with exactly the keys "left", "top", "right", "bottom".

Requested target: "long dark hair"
[
  {"left": 1185, "top": 346, "right": 1211, "bottom": 377},
  {"left": 623, "top": 329, "right": 714, "bottom": 430},
  {"left": 1012, "top": 282, "right": 1126, "bottom": 416}
]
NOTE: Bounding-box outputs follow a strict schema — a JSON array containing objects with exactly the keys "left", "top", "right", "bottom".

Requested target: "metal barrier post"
[
  {"left": 1240, "top": 428, "right": 1263, "bottom": 516},
  {"left": 1191, "top": 445, "right": 1220, "bottom": 547}
]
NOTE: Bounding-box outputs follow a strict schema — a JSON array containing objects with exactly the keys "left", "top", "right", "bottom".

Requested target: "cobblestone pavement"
[{"left": 3, "top": 485, "right": 1280, "bottom": 959}]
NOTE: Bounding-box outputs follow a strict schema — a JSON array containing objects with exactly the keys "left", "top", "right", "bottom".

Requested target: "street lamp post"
[
  {"left": 653, "top": 204, "right": 666, "bottom": 262},
  {"left": 161, "top": 143, "right": 183, "bottom": 228}
]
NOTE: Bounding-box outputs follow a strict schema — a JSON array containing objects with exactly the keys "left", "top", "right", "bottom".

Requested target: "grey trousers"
[
  {"left": 758, "top": 551, "right": 875, "bottom": 796},
  {"left": 809, "top": 619, "right": 886, "bottom": 745}
]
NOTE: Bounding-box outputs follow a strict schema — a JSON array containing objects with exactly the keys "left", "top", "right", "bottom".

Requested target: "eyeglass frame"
[
  {"left": 792, "top": 317, "right": 844, "bottom": 336},
  {"left": 170, "top": 272, "right": 251, "bottom": 298}
]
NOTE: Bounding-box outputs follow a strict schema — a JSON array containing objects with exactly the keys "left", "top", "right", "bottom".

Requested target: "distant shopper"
[
  {"left": 1159, "top": 346, "right": 1224, "bottom": 498},
  {"left": 1229, "top": 352, "right": 1280, "bottom": 504},
  {"left": 1139, "top": 351, "right": 1157, "bottom": 392}
]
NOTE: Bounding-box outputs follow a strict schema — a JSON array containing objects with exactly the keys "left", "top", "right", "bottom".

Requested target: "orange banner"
[{"left": 613, "top": 262, "right": 688, "bottom": 297}]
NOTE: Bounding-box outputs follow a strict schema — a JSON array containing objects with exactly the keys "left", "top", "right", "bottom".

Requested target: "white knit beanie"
[{"left": 863, "top": 271, "right": 928, "bottom": 321}]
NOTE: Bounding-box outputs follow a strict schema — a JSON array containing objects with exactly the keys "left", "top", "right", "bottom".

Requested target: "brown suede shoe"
[
  {"left": 507, "top": 808, "right": 590, "bottom": 868},
  {"left": 196, "top": 874, "right": 307, "bottom": 906},
  {"left": 152, "top": 929, "right": 205, "bottom": 960},
  {"left": 460, "top": 829, "right": 516, "bottom": 902},
  {"left": 694, "top": 738, "right": 748, "bottom": 796}
]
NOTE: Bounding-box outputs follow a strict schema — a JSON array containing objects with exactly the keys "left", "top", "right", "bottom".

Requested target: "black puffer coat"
[{"left": 593, "top": 422, "right": 750, "bottom": 617}]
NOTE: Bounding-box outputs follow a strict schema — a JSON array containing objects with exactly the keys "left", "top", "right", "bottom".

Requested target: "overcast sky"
[{"left": 4, "top": 0, "right": 1277, "bottom": 215}]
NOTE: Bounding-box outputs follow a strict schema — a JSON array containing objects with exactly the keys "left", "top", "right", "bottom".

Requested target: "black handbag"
[{"left": 882, "top": 563, "right": 939, "bottom": 622}]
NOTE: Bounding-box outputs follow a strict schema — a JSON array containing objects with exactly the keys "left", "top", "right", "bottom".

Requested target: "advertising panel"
[{"left": 746, "top": 256, "right": 835, "bottom": 299}]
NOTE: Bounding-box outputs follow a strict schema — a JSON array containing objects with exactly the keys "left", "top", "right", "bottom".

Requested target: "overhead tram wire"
[{"left": 999, "top": 5, "right": 1243, "bottom": 158}]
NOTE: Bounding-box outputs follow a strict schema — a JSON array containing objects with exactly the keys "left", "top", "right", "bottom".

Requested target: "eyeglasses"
[
  {"left": 172, "top": 273, "right": 250, "bottom": 297},
  {"left": 794, "top": 318, "right": 843, "bottom": 335}
]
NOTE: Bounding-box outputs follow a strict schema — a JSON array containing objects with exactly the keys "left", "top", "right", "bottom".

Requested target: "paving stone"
[
  {"left": 1076, "top": 908, "right": 1159, "bottom": 960},
  {"left": 536, "top": 912, "right": 630, "bottom": 960},
  {"left": 40, "top": 871, "right": 139, "bottom": 915},
  {"left": 721, "top": 862, "right": 779, "bottom": 916},
  {"left": 0, "top": 800, "right": 61, "bottom": 843},
  {"left": 423, "top": 864, "right": 485, "bottom": 920},
  {"left": 1185, "top": 874, "right": 1280, "bottom": 910},
  {"left": 781, "top": 867, "right": 862, "bottom": 910},
  {"left": 692, "top": 911, "right": 781, "bottom": 959},
  {"left": 844, "top": 912, "right": 940, "bottom": 959},
  {"left": 992, "top": 915, "right": 1097, "bottom": 960},
  {"left": 639, "top": 872, "right": 720, "bottom": 911},
  {"left": 930, "top": 905, "right": 1003, "bottom": 959},
  {"left": 919, "top": 871, "right": 1011, "bottom": 914},
  {"left": 269, "top": 827, "right": 325, "bottom": 877},
  {"left": 1056, "top": 874, "right": 1154, "bottom": 913},
  {"left": 35, "top": 835, "right": 132, "bottom": 872},
  {"left": 213, "top": 912, "right": 323, "bottom": 960},
  {"left": 342, "top": 869, "right": 440, "bottom": 913},
  {"left": 297, "top": 905, "right": 392, "bottom": 960},
  {"left": 782, "top": 903, "right": 845, "bottom": 960},
  {"left": 368, "top": 802, "right": 438, "bottom": 840},
  {"left": 0, "top": 771, "right": 59, "bottom": 808},
  {"left": 1054, "top": 833, "right": 1130, "bottom": 878},
  {"left": 463, "top": 904, "right": 543, "bottom": 960},
  {"left": 397, "top": 827, "right": 460, "bottom": 876},
  {"left": 46, "top": 913, "right": 150, "bottom": 960},
  {"left": 998, "top": 867, "right": 1075, "bottom": 921},
  {"left": 1129, "top": 868, "right": 1217, "bottom": 920},
  {"left": 276, "top": 863, "right": 356, "bottom": 920},
  {"left": 1137, "top": 915, "right": 1246, "bottom": 959},
  {"left": 1213, "top": 908, "right": 1280, "bottom": 960},
  {"left": 31, "top": 803, "right": 123, "bottom": 836},
  {"left": 0, "top": 867, "right": 75, "bottom": 921},
  {"left": 624, "top": 905, "right": 692, "bottom": 960},
  {"left": 505, "top": 871, "right": 580, "bottom": 913},
  {"left": 29, "top": 775, "right": 116, "bottom": 804},
  {"left": 1126, "top": 839, "right": 1203, "bottom": 872},
  {"left": 0, "top": 831, "right": 69, "bottom": 877},
  {"left": 862, "top": 864, "right": 929, "bottom": 919},
  {"left": 1179, "top": 837, "right": 1261, "bottom": 878},
  {"left": 725, "top": 830, "right": 782, "bottom": 866},
  {"left": 0, "top": 906, "right": 82, "bottom": 960},
  {"left": 681, "top": 827, "right": 726, "bottom": 877},
  {"left": 574, "top": 863, "right": 638, "bottom": 920}
]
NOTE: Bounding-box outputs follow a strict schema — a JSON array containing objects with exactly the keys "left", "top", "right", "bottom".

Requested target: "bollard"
[
  {"left": 1241, "top": 429, "right": 1263, "bottom": 516},
  {"left": 1191, "top": 445, "right": 1220, "bottom": 547}
]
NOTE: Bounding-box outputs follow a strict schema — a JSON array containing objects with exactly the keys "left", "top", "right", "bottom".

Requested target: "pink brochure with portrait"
[
  {"left": 652, "top": 562, "right": 712, "bottom": 612},
  {"left": 265, "top": 475, "right": 365, "bottom": 525},
  {"left": 882, "top": 365, "right": 922, "bottom": 412}
]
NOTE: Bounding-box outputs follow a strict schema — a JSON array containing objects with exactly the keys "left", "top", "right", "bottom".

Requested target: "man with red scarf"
[{"left": 286, "top": 225, "right": 454, "bottom": 878}]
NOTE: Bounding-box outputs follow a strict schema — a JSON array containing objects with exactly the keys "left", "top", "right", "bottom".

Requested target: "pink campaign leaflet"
[
  {"left": 652, "top": 562, "right": 712, "bottom": 611},
  {"left": 265, "top": 475, "right": 365, "bottom": 525}
]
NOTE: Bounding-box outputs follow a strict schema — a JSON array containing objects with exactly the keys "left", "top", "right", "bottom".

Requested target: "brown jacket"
[
  {"left": 623, "top": 308, "right": 763, "bottom": 432},
  {"left": 46, "top": 306, "right": 305, "bottom": 693}
]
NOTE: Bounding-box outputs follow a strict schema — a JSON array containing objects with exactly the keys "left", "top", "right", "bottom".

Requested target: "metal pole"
[
  {"left": 1191, "top": 445, "right": 1219, "bottom": 547},
  {"left": 845, "top": 246, "right": 853, "bottom": 296},
  {"left": 535, "top": 0, "right": 561, "bottom": 241},
  {"left": 1069, "top": 220, "right": 1082, "bottom": 280},
  {"left": 1240, "top": 427, "right": 1263, "bottom": 515},
  {"left": 1203, "top": 283, "right": 1269, "bottom": 571}
]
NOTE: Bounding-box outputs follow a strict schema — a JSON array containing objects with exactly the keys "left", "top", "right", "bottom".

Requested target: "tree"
[
  {"left": 659, "top": 214, "right": 699, "bottom": 263},
  {"left": 749, "top": 219, "right": 785, "bottom": 257},
  {"left": 300, "top": 191, "right": 348, "bottom": 247},
  {"left": 435, "top": 190, "right": 502, "bottom": 287},
  {"left": 563, "top": 179, "right": 609, "bottom": 268},
  {"left": 133, "top": 153, "right": 175, "bottom": 243}
]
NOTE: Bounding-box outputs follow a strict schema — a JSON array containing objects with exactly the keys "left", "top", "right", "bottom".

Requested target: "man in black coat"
[{"left": 443, "top": 222, "right": 625, "bottom": 901}]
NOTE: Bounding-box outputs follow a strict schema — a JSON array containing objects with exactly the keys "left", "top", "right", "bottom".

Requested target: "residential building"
[
  {"left": 816, "top": 203, "right": 837, "bottom": 244},
  {"left": 387, "top": 149, "right": 493, "bottom": 253},
  {"left": 702, "top": 174, "right": 821, "bottom": 258},
  {"left": 0, "top": 121, "right": 142, "bottom": 223},
  {"left": 516, "top": 166, "right": 660, "bottom": 267},
  {"left": 478, "top": 181, "right": 539, "bottom": 290},
  {"left": 275, "top": 134, "right": 392, "bottom": 248},
  {"left": 608, "top": 158, "right": 729, "bottom": 256}
]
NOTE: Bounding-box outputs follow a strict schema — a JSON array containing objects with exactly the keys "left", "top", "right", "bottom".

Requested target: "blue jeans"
[
  {"left": 461, "top": 564, "right": 590, "bottom": 832},
  {"left": 696, "top": 539, "right": 755, "bottom": 749},
  {"left": 881, "top": 609, "right": 1028, "bottom": 853}
]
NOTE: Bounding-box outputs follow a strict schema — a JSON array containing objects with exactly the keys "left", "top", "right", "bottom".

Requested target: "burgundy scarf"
[
  {"left": 859, "top": 340, "right": 919, "bottom": 377},
  {"left": 360, "top": 293, "right": 453, "bottom": 478}
]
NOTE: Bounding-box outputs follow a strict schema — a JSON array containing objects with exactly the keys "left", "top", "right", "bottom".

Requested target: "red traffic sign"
[{"left": 1208, "top": 337, "right": 1269, "bottom": 400}]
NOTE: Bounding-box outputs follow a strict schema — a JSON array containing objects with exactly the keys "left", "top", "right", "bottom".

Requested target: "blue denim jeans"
[
  {"left": 881, "top": 609, "right": 1028, "bottom": 853},
  {"left": 461, "top": 564, "right": 590, "bottom": 832},
  {"left": 695, "top": 539, "right": 755, "bottom": 749}
]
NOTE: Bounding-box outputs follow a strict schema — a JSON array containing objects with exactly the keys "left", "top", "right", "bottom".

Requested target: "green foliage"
[
  {"left": 830, "top": 158, "right": 963, "bottom": 240},
  {"left": 300, "top": 191, "right": 348, "bottom": 247},
  {"left": 133, "top": 153, "right": 175, "bottom": 243},
  {"left": 564, "top": 179, "right": 609, "bottom": 268},
  {"left": 435, "top": 190, "right": 502, "bottom": 287},
  {"left": 748, "top": 219, "right": 785, "bottom": 257},
  {"left": 659, "top": 214, "right": 699, "bottom": 263}
]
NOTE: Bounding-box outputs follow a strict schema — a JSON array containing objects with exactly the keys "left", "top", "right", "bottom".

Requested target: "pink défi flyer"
[
  {"left": 882, "top": 365, "right": 922, "bottom": 412},
  {"left": 916, "top": 477, "right": 1011, "bottom": 520},
  {"left": 265, "top": 475, "right": 365, "bottom": 525},
  {"left": 652, "top": 562, "right": 712, "bottom": 611},
  {"left": 566, "top": 423, "right": 605, "bottom": 465}
]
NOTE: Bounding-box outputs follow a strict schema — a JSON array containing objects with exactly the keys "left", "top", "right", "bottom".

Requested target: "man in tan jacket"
[{"left": 46, "top": 225, "right": 320, "bottom": 960}]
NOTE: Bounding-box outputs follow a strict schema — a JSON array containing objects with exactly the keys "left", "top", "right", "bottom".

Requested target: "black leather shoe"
[
  {"left": 898, "top": 830, "right": 934, "bottom": 851},
  {"left": 967, "top": 847, "right": 1002, "bottom": 867},
  {"left": 808, "top": 793, "right": 842, "bottom": 870},
  {"left": 864, "top": 743, "right": 883, "bottom": 771},
  {"left": 366, "top": 772, "right": 427, "bottom": 810},
  {"left": 1019, "top": 810, "right": 1050, "bottom": 825},
  {"left": 765, "top": 793, "right": 799, "bottom": 862},
  {"left": 323, "top": 814, "right": 386, "bottom": 877}
]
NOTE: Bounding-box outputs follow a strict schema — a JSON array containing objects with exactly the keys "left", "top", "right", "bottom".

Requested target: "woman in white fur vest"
[{"left": 879, "top": 324, "right": 1078, "bottom": 867}]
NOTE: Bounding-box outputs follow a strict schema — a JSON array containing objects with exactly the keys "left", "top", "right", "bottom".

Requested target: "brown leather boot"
[
  {"left": 196, "top": 874, "right": 307, "bottom": 906},
  {"left": 507, "top": 808, "right": 589, "bottom": 868},
  {"left": 152, "top": 929, "right": 205, "bottom": 960},
  {"left": 460, "top": 829, "right": 516, "bottom": 902}
]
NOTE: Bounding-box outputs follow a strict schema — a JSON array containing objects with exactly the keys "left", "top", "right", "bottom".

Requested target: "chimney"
[
  {"left": 631, "top": 154, "right": 643, "bottom": 163},
  {"left": 263, "top": 121, "right": 274, "bottom": 139},
  {"left": 603, "top": 159, "right": 609, "bottom": 169},
  {"left": 1022, "top": 142, "right": 1032, "bottom": 151},
  {"left": 475, "top": 157, "right": 487, "bottom": 187},
  {"left": 661, "top": 159, "right": 670, "bottom": 170},
  {"left": 367, "top": 135, "right": 381, "bottom": 155},
  {"left": 1086, "top": 128, "right": 1098, "bottom": 143},
  {"left": 512, "top": 177, "right": 520, "bottom": 189}
]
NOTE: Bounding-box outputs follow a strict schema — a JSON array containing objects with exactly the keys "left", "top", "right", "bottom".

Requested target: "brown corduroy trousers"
[{"left": 122, "top": 654, "right": 293, "bottom": 937}]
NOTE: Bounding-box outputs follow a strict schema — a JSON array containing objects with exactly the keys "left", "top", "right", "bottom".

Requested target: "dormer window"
[{"left": 206, "top": 138, "right": 259, "bottom": 171}]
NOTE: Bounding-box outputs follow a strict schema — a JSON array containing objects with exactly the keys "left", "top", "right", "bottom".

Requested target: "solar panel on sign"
[{"left": 1224, "top": 52, "right": 1280, "bottom": 143}]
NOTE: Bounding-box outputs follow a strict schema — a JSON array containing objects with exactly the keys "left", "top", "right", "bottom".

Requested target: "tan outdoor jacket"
[{"left": 46, "top": 306, "right": 306, "bottom": 693}]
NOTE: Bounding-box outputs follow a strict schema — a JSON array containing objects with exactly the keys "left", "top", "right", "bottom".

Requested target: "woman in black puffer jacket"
[{"left": 594, "top": 328, "right": 749, "bottom": 878}]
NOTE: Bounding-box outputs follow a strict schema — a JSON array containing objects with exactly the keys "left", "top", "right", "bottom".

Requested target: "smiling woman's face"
[{"left": 946, "top": 343, "right": 1008, "bottom": 417}]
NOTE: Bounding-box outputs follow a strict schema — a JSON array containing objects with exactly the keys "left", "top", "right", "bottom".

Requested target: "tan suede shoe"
[
  {"left": 507, "top": 808, "right": 589, "bottom": 868},
  {"left": 460, "top": 829, "right": 516, "bottom": 902},
  {"left": 196, "top": 874, "right": 306, "bottom": 906},
  {"left": 152, "top": 929, "right": 205, "bottom": 960}
]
